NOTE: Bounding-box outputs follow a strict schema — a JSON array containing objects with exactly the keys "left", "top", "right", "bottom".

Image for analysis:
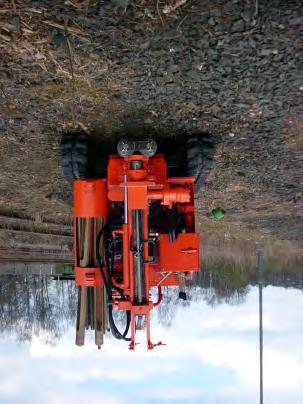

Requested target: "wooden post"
[
  {"left": 75, "top": 217, "right": 107, "bottom": 348},
  {"left": 258, "top": 252, "right": 264, "bottom": 404},
  {"left": 76, "top": 286, "right": 87, "bottom": 346},
  {"left": 103, "top": 286, "right": 109, "bottom": 333},
  {"left": 94, "top": 285, "right": 104, "bottom": 348}
]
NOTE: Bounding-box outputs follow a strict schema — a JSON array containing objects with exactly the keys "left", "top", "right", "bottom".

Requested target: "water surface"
[{"left": 0, "top": 259, "right": 302, "bottom": 403}]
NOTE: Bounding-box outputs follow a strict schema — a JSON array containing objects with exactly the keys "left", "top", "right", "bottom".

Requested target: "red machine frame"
[{"left": 74, "top": 152, "right": 200, "bottom": 350}]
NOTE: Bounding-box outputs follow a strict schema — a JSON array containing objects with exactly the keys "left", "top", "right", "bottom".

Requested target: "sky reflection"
[{"left": 0, "top": 282, "right": 302, "bottom": 404}]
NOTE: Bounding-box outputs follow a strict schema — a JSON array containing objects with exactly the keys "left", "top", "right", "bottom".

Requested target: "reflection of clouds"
[
  {"left": 141, "top": 386, "right": 202, "bottom": 402},
  {"left": 0, "top": 286, "right": 302, "bottom": 403},
  {"left": 171, "top": 287, "right": 303, "bottom": 391}
]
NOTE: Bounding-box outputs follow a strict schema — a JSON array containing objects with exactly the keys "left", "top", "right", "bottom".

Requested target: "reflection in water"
[
  {"left": 0, "top": 258, "right": 302, "bottom": 345},
  {"left": 76, "top": 286, "right": 108, "bottom": 348},
  {"left": 0, "top": 274, "right": 77, "bottom": 344},
  {"left": 0, "top": 258, "right": 302, "bottom": 403}
]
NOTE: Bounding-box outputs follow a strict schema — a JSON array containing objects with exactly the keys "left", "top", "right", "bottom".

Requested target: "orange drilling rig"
[{"left": 60, "top": 134, "right": 214, "bottom": 350}]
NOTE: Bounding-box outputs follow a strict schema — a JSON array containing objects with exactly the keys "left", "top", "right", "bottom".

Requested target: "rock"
[
  {"left": 214, "top": 23, "right": 224, "bottom": 32},
  {"left": 230, "top": 19, "right": 245, "bottom": 32},
  {"left": 208, "top": 17, "right": 216, "bottom": 26},
  {"left": 168, "top": 64, "right": 180, "bottom": 73},
  {"left": 199, "top": 38, "right": 210, "bottom": 48},
  {"left": 208, "top": 49, "right": 219, "bottom": 61},
  {"left": 259, "top": 48, "right": 276, "bottom": 56},
  {"left": 51, "top": 29, "right": 65, "bottom": 46},
  {"left": 10, "top": 15, "right": 21, "bottom": 33},
  {"left": 248, "top": 37, "right": 256, "bottom": 48},
  {"left": 186, "top": 70, "right": 201, "bottom": 80},
  {"left": 140, "top": 41, "right": 150, "bottom": 50},
  {"left": 289, "top": 16, "right": 303, "bottom": 26},
  {"left": 241, "top": 10, "right": 253, "bottom": 22},
  {"left": 220, "top": 56, "right": 233, "bottom": 67},
  {"left": 163, "top": 73, "right": 174, "bottom": 83}
]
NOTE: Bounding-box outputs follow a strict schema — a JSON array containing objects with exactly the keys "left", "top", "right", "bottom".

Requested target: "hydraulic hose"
[
  {"left": 95, "top": 225, "right": 111, "bottom": 299},
  {"left": 96, "top": 226, "right": 130, "bottom": 341}
]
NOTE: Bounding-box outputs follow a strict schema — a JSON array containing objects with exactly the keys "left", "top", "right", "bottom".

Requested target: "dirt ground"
[{"left": 0, "top": 0, "right": 302, "bottom": 251}]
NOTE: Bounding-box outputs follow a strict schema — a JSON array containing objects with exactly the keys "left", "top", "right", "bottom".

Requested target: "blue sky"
[{"left": 0, "top": 286, "right": 302, "bottom": 403}]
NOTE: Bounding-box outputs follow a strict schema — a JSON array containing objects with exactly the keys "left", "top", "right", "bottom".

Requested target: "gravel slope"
[{"left": 0, "top": 0, "right": 302, "bottom": 242}]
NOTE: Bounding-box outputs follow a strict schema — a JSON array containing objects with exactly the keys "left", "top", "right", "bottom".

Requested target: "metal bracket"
[{"left": 117, "top": 139, "right": 157, "bottom": 157}]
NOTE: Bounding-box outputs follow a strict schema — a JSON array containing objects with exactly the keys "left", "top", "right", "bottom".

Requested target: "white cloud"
[{"left": 0, "top": 286, "right": 302, "bottom": 403}]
